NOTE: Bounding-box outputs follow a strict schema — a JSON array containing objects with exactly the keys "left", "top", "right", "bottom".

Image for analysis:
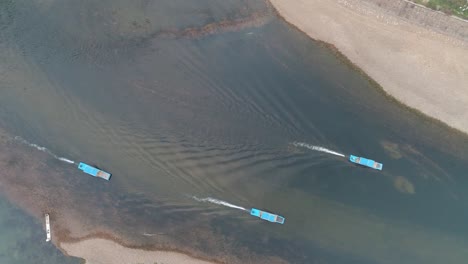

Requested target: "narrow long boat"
[
  {"left": 78, "top": 162, "right": 112, "bottom": 180},
  {"left": 45, "top": 213, "right": 51, "bottom": 242},
  {"left": 349, "top": 155, "right": 383, "bottom": 170},
  {"left": 250, "top": 208, "right": 285, "bottom": 224}
]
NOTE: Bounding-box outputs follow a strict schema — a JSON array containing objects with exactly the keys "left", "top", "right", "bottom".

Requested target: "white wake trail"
[
  {"left": 57, "top": 157, "right": 75, "bottom": 164},
  {"left": 293, "top": 142, "right": 346, "bottom": 158},
  {"left": 192, "top": 196, "right": 248, "bottom": 211},
  {"left": 14, "top": 136, "right": 76, "bottom": 164}
]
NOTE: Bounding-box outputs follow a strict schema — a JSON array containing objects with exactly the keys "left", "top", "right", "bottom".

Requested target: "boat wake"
[
  {"left": 192, "top": 196, "right": 248, "bottom": 211},
  {"left": 14, "top": 136, "right": 76, "bottom": 164},
  {"left": 293, "top": 142, "right": 346, "bottom": 158}
]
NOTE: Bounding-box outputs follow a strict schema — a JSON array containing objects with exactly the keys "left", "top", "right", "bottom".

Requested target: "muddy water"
[{"left": 1, "top": 0, "right": 468, "bottom": 263}]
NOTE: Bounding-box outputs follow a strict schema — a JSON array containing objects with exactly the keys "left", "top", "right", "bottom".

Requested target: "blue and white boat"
[
  {"left": 78, "top": 162, "right": 112, "bottom": 180},
  {"left": 349, "top": 155, "right": 383, "bottom": 170},
  {"left": 250, "top": 208, "right": 285, "bottom": 224}
]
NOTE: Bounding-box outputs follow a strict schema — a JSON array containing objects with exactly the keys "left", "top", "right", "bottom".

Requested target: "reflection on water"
[{"left": 1, "top": 0, "right": 468, "bottom": 263}]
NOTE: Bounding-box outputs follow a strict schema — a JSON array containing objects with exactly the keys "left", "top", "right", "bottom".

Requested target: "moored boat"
[
  {"left": 250, "top": 208, "right": 285, "bottom": 224},
  {"left": 78, "top": 162, "right": 112, "bottom": 180},
  {"left": 45, "top": 213, "right": 51, "bottom": 242},
  {"left": 349, "top": 155, "right": 383, "bottom": 170}
]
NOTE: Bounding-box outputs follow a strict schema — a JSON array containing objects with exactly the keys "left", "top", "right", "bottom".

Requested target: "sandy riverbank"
[
  {"left": 268, "top": 0, "right": 468, "bottom": 134},
  {"left": 61, "top": 238, "right": 217, "bottom": 264}
]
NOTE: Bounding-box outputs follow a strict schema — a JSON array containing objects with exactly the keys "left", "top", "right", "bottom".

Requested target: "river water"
[{"left": 1, "top": 0, "right": 468, "bottom": 263}]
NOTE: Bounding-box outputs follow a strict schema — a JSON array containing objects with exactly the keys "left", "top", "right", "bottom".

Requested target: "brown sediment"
[
  {"left": 380, "top": 141, "right": 403, "bottom": 159},
  {"left": 393, "top": 176, "right": 415, "bottom": 194},
  {"left": 178, "top": 12, "right": 273, "bottom": 38},
  {"left": 379, "top": 141, "right": 451, "bottom": 183},
  {"left": 70, "top": 7, "right": 276, "bottom": 63},
  {"left": 133, "top": 9, "right": 275, "bottom": 40},
  {"left": 28, "top": 0, "right": 275, "bottom": 43},
  {"left": 141, "top": 10, "right": 273, "bottom": 41},
  {"left": 267, "top": 0, "right": 468, "bottom": 138},
  {"left": 0, "top": 127, "right": 287, "bottom": 264},
  {"left": 377, "top": 141, "right": 452, "bottom": 183},
  {"left": 400, "top": 144, "right": 452, "bottom": 183}
]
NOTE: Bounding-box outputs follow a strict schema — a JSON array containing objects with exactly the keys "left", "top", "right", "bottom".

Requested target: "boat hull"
[
  {"left": 250, "top": 208, "right": 285, "bottom": 224},
  {"left": 45, "top": 213, "right": 51, "bottom": 242},
  {"left": 78, "top": 162, "right": 112, "bottom": 180},
  {"left": 349, "top": 155, "right": 383, "bottom": 170}
]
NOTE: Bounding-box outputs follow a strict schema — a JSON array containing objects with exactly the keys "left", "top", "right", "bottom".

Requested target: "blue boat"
[
  {"left": 78, "top": 162, "right": 111, "bottom": 180},
  {"left": 349, "top": 155, "right": 383, "bottom": 170},
  {"left": 250, "top": 208, "right": 285, "bottom": 224}
]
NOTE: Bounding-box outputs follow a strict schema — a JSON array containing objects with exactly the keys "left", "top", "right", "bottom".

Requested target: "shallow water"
[
  {"left": 0, "top": 194, "right": 80, "bottom": 264},
  {"left": 1, "top": 0, "right": 468, "bottom": 263}
]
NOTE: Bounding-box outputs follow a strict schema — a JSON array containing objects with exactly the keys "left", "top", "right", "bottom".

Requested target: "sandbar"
[
  {"left": 61, "top": 238, "right": 217, "bottom": 264},
  {"left": 269, "top": 0, "right": 468, "bottom": 134}
]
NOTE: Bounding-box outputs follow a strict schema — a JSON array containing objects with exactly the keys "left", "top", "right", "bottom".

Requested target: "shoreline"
[
  {"left": 268, "top": 0, "right": 468, "bottom": 136},
  {"left": 1, "top": 1, "right": 468, "bottom": 263},
  {"left": 0, "top": 127, "right": 286, "bottom": 264},
  {"left": 0, "top": 129, "right": 221, "bottom": 264},
  {"left": 59, "top": 234, "right": 221, "bottom": 264}
]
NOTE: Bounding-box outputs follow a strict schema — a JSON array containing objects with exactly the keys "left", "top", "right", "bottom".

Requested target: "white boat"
[{"left": 45, "top": 213, "right": 51, "bottom": 242}]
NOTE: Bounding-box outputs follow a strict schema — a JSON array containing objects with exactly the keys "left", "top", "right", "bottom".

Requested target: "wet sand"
[
  {"left": 61, "top": 238, "right": 216, "bottom": 264},
  {"left": 268, "top": 0, "right": 468, "bottom": 134}
]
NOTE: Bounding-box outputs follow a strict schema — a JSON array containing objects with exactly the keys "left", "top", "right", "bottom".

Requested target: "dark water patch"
[
  {"left": 4, "top": 0, "right": 273, "bottom": 68},
  {"left": 286, "top": 139, "right": 468, "bottom": 238},
  {"left": 210, "top": 217, "right": 379, "bottom": 264},
  {"left": 0, "top": 194, "right": 80, "bottom": 264},
  {"left": 0, "top": 0, "right": 15, "bottom": 31}
]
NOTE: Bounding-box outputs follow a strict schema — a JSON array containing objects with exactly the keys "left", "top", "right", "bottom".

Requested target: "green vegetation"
[{"left": 411, "top": 0, "right": 468, "bottom": 19}]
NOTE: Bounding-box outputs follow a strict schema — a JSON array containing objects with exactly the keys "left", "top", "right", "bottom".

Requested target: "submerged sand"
[
  {"left": 61, "top": 238, "right": 216, "bottom": 264},
  {"left": 0, "top": 127, "right": 282, "bottom": 264},
  {"left": 2, "top": 1, "right": 468, "bottom": 263},
  {"left": 269, "top": 0, "right": 468, "bottom": 134}
]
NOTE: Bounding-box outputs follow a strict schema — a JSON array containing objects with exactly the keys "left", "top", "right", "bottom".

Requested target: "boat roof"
[
  {"left": 78, "top": 162, "right": 112, "bottom": 179},
  {"left": 349, "top": 155, "right": 383, "bottom": 170},
  {"left": 78, "top": 162, "right": 100, "bottom": 175},
  {"left": 250, "top": 208, "right": 285, "bottom": 224}
]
